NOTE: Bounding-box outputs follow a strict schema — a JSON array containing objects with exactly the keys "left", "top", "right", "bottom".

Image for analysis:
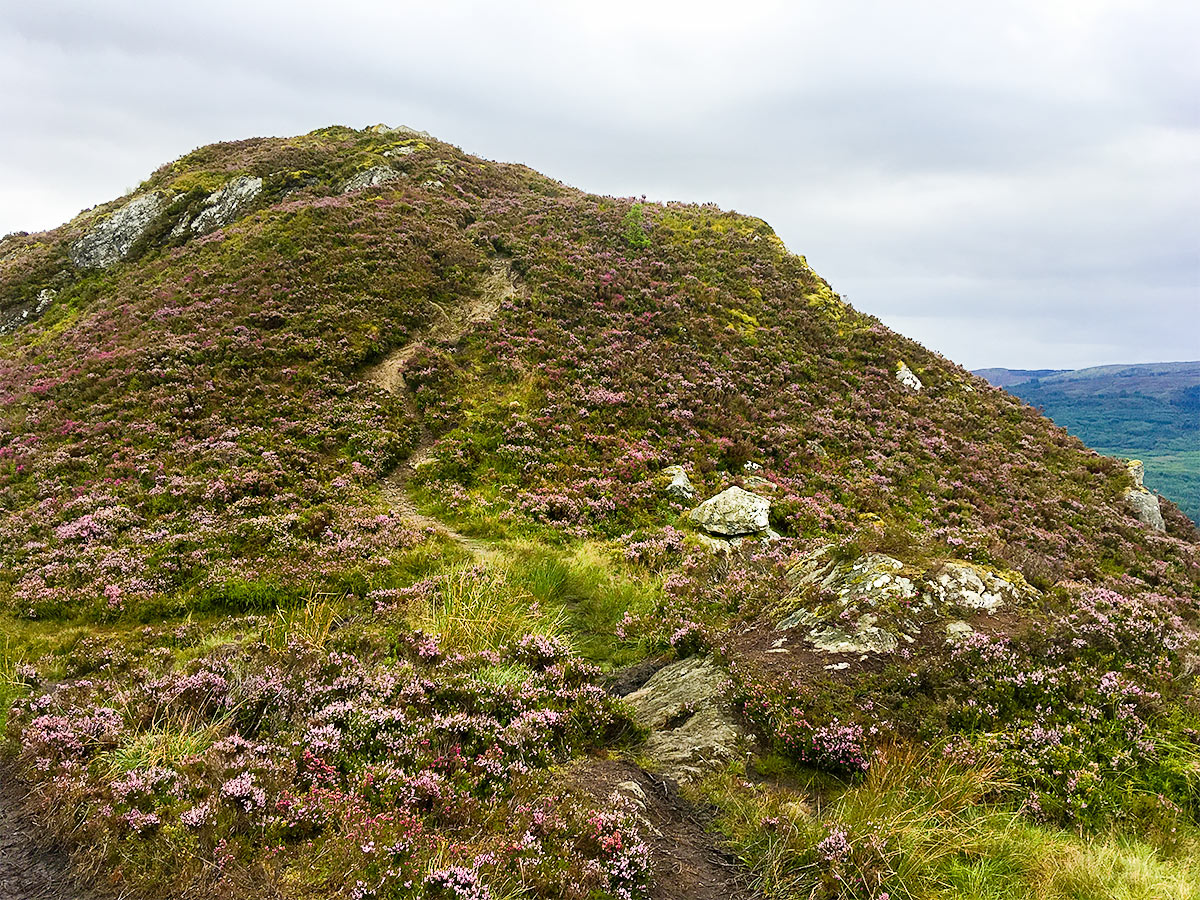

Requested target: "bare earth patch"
[
  {"left": 569, "top": 759, "right": 759, "bottom": 900},
  {"left": 0, "top": 778, "right": 103, "bottom": 900}
]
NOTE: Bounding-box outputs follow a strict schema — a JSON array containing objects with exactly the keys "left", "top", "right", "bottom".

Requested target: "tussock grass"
[
  {"left": 703, "top": 745, "right": 1200, "bottom": 900},
  {"left": 504, "top": 541, "right": 661, "bottom": 665},
  {"left": 413, "top": 561, "right": 568, "bottom": 655},
  {"left": 261, "top": 591, "right": 346, "bottom": 650}
]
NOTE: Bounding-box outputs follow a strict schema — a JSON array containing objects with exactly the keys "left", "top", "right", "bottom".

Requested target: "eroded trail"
[
  {"left": 363, "top": 260, "right": 516, "bottom": 560},
  {"left": 0, "top": 780, "right": 100, "bottom": 900}
]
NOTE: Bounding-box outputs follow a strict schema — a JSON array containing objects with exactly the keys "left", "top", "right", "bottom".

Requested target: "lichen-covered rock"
[
  {"left": 625, "top": 656, "right": 743, "bottom": 781},
  {"left": 1125, "top": 487, "right": 1166, "bottom": 531},
  {"left": 783, "top": 547, "right": 1036, "bottom": 655},
  {"left": 688, "top": 486, "right": 770, "bottom": 536},
  {"left": 191, "top": 176, "right": 263, "bottom": 234},
  {"left": 945, "top": 620, "right": 976, "bottom": 645},
  {"left": 926, "top": 560, "right": 1031, "bottom": 612},
  {"left": 807, "top": 617, "right": 899, "bottom": 654},
  {"left": 0, "top": 289, "right": 56, "bottom": 336},
  {"left": 896, "top": 361, "right": 923, "bottom": 391},
  {"left": 70, "top": 193, "right": 167, "bottom": 268},
  {"left": 661, "top": 464, "right": 695, "bottom": 502},
  {"left": 341, "top": 166, "right": 403, "bottom": 193},
  {"left": 1127, "top": 459, "right": 1147, "bottom": 489},
  {"left": 1122, "top": 459, "right": 1165, "bottom": 530}
]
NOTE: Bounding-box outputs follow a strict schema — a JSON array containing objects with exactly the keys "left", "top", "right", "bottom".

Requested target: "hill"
[
  {"left": 978, "top": 362, "right": 1200, "bottom": 522},
  {"left": 1, "top": 126, "right": 1198, "bottom": 900}
]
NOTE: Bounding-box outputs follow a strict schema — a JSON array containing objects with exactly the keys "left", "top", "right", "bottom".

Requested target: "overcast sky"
[{"left": 2, "top": 0, "right": 1197, "bottom": 369}]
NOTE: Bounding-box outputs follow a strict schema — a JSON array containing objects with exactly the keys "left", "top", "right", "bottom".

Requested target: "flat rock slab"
[{"left": 625, "top": 656, "right": 744, "bottom": 781}]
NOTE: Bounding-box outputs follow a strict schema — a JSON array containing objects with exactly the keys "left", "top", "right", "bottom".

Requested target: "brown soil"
[
  {"left": 727, "top": 603, "right": 1035, "bottom": 687},
  {"left": 363, "top": 261, "right": 516, "bottom": 561},
  {"left": 568, "top": 759, "right": 761, "bottom": 900},
  {"left": 0, "top": 778, "right": 103, "bottom": 900}
]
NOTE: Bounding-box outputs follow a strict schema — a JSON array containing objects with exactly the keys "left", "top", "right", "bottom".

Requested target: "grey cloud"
[{"left": 1, "top": 0, "right": 1196, "bottom": 369}]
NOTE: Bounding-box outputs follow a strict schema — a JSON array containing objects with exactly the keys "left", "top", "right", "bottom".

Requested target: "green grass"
[{"left": 700, "top": 745, "right": 1200, "bottom": 899}]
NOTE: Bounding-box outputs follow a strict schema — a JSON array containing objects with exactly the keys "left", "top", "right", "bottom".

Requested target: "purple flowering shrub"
[
  {"left": 4, "top": 616, "right": 648, "bottom": 898},
  {"left": 2, "top": 126, "right": 1197, "bottom": 629}
]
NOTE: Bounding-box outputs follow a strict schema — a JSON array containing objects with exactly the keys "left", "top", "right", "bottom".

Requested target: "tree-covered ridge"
[{"left": 979, "top": 362, "right": 1200, "bottom": 522}]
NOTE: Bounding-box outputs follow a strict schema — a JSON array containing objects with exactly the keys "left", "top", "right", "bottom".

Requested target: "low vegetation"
[{"left": 0, "top": 126, "right": 1197, "bottom": 898}]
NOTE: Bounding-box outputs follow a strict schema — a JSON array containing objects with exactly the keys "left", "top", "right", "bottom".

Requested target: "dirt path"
[
  {"left": 570, "top": 760, "right": 758, "bottom": 900},
  {"left": 0, "top": 779, "right": 101, "bottom": 900},
  {"left": 363, "top": 260, "right": 515, "bottom": 561}
]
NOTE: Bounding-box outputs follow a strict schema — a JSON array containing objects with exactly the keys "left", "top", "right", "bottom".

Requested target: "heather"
[{"left": 1, "top": 125, "right": 1198, "bottom": 899}]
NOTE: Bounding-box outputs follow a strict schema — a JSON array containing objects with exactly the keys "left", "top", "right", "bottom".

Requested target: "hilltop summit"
[{"left": 1, "top": 126, "right": 1198, "bottom": 899}]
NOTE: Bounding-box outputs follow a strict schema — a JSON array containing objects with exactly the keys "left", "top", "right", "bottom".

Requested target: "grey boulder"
[{"left": 688, "top": 486, "right": 770, "bottom": 536}]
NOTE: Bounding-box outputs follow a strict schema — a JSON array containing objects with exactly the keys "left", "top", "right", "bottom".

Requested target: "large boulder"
[
  {"left": 625, "top": 656, "right": 743, "bottom": 781},
  {"left": 70, "top": 193, "right": 167, "bottom": 268},
  {"left": 191, "top": 176, "right": 263, "bottom": 234},
  {"left": 688, "top": 486, "right": 770, "bottom": 536},
  {"left": 1123, "top": 460, "right": 1165, "bottom": 531}
]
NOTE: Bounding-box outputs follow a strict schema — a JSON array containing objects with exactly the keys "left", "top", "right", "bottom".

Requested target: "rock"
[
  {"left": 342, "top": 165, "right": 403, "bottom": 193},
  {"left": 945, "top": 620, "right": 975, "bottom": 645},
  {"left": 896, "top": 361, "right": 923, "bottom": 391},
  {"left": 926, "top": 560, "right": 1030, "bottom": 613},
  {"left": 0, "top": 288, "right": 56, "bottom": 336},
  {"left": 661, "top": 464, "right": 695, "bottom": 502},
  {"left": 191, "top": 176, "right": 263, "bottom": 234},
  {"left": 1125, "top": 487, "right": 1166, "bottom": 531},
  {"left": 1127, "top": 459, "right": 1146, "bottom": 488},
  {"left": 782, "top": 547, "right": 1037, "bottom": 655},
  {"left": 70, "top": 193, "right": 167, "bottom": 268},
  {"left": 694, "top": 533, "right": 732, "bottom": 554},
  {"left": 367, "top": 123, "right": 432, "bottom": 139},
  {"left": 625, "top": 656, "right": 743, "bottom": 781},
  {"left": 1122, "top": 459, "right": 1165, "bottom": 531},
  {"left": 688, "top": 486, "right": 770, "bottom": 537},
  {"left": 808, "top": 617, "right": 899, "bottom": 654}
]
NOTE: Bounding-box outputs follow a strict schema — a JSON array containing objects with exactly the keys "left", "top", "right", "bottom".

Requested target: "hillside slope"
[
  {"left": 1, "top": 126, "right": 1199, "bottom": 900},
  {"left": 978, "top": 362, "right": 1200, "bottom": 522}
]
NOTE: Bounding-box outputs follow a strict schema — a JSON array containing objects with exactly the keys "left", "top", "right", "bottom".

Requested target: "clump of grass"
[
  {"left": 261, "top": 590, "right": 346, "bottom": 650},
  {"left": 702, "top": 745, "right": 1200, "bottom": 899},
  {"left": 413, "top": 561, "right": 567, "bottom": 655}
]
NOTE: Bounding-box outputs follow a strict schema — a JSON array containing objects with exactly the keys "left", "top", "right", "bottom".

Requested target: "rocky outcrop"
[
  {"left": 896, "top": 361, "right": 923, "bottom": 391},
  {"left": 0, "top": 289, "right": 55, "bottom": 336},
  {"left": 342, "top": 165, "right": 403, "bottom": 193},
  {"left": 781, "top": 548, "right": 1036, "bottom": 655},
  {"left": 70, "top": 193, "right": 167, "bottom": 268},
  {"left": 926, "top": 560, "right": 1022, "bottom": 612},
  {"left": 688, "top": 486, "right": 770, "bottom": 537},
  {"left": 1123, "top": 460, "right": 1165, "bottom": 531},
  {"left": 191, "top": 176, "right": 263, "bottom": 234},
  {"left": 625, "top": 656, "right": 743, "bottom": 781},
  {"left": 661, "top": 464, "right": 696, "bottom": 502}
]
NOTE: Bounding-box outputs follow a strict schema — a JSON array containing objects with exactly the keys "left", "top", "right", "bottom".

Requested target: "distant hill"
[
  {"left": 973, "top": 367, "right": 1068, "bottom": 388},
  {"left": 976, "top": 362, "right": 1200, "bottom": 522}
]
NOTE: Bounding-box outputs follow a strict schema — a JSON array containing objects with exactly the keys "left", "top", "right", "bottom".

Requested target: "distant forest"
[{"left": 978, "top": 362, "right": 1200, "bottom": 523}]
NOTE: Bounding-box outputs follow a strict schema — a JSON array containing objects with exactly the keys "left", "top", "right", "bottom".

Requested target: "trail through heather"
[
  {"left": 0, "top": 780, "right": 100, "bottom": 900},
  {"left": 364, "top": 260, "right": 515, "bottom": 560}
]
